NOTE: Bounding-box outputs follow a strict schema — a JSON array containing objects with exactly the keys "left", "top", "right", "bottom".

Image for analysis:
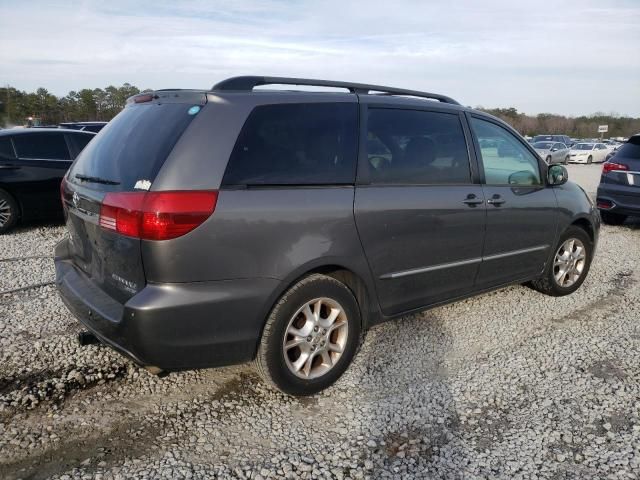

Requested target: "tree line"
[
  {"left": 1, "top": 84, "right": 638, "bottom": 138},
  {"left": 0, "top": 84, "right": 145, "bottom": 127},
  {"left": 478, "top": 107, "right": 640, "bottom": 139}
]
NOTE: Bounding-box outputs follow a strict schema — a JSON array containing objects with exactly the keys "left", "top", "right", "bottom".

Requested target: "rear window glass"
[
  {"left": 222, "top": 103, "right": 358, "bottom": 186},
  {"left": 68, "top": 103, "right": 196, "bottom": 191},
  {"left": 0, "top": 137, "right": 15, "bottom": 159},
  {"left": 66, "top": 133, "right": 94, "bottom": 159},
  {"left": 14, "top": 132, "right": 70, "bottom": 160},
  {"left": 615, "top": 139, "right": 640, "bottom": 160}
]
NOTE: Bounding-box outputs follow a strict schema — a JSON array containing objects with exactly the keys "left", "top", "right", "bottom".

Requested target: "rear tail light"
[
  {"left": 603, "top": 161, "right": 629, "bottom": 174},
  {"left": 596, "top": 199, "right": 615, "bottom": 209},
  {"left": 99, "top": 191, "right": 218, "bottom": 240}
]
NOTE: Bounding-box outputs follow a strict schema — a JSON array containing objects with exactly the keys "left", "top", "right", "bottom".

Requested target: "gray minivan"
[{"left": 55, "top": 76, "right": 600, "bottom": 395}]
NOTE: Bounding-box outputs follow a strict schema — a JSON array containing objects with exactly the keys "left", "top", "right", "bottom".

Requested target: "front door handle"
[
  {"left": 463, "top": 194, "right": 483, "bottom": 206},
  {"left": 487, "top": 194, "right": 505, "bottom": 206}
]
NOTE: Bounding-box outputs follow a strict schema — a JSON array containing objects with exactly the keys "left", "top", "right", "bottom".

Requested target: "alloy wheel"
[
  {"left": 283, "top": 297, "right": 349, "bottom": 379},
  {"left": 553, "top": 238, "right": 586, "bottom": 288},
  {"left": 0, "top": 198, "right": 11, "bottom": 227}
]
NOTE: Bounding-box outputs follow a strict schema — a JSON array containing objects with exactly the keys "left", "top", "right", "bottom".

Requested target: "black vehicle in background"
[
  {"left": 59, "top": 122, "right": 108, "bottom": 133},
  {"left": 0, "top": 128, "right": 95, "bottom": 233},
  {"left": 597, "top": 134, "right": 640, "bottom": 225}
]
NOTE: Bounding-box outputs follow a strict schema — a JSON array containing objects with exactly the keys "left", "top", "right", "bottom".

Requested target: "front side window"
[
  {"left": 13, "top": 133, "right": 71, "bottom": 160},
  {"left": 471, "top": 117, "right": 541, "bottom": 186},
  {"left": 366, "top": 108, "right": 471, "bottom": 185},
  {"left": 222, "top": 103, "right": 358, "bottom": 186}
]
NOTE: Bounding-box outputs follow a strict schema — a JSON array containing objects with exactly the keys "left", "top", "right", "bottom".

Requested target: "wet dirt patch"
[
  {"left": 0, "top": 364, "right": 128, "bottom": 413},
  {"left": 0, "top": 416, "right": 162, "bottom": 480},
  {"left": 383, "top": 426, "right": 450, "bottom": 461},
  {"left": 587, "top": 359, "right": 627, "bottom": 381},
  {"left": 553, "top": 271, "right": 635, "bottom": 324}
]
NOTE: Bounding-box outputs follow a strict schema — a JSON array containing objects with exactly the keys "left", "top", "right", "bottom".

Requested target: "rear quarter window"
[{"left": 222, "top": 103, "right": 358, "bottom": 186}]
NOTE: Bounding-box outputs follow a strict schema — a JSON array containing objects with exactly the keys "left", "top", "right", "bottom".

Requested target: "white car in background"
[{"left": 568, "top": 143, "right": 609, "bottom": 164}]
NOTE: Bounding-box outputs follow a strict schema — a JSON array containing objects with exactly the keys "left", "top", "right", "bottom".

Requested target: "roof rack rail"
[{"left": 211, "top": 76, "right": 460, "bottom": 105}]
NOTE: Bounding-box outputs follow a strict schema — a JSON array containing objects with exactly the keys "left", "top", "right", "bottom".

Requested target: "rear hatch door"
[{"left": 62, "top": 92, "right": 206, "bottom": 303}]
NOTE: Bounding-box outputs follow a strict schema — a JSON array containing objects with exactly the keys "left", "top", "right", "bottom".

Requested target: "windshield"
[
  {"left": 533, "top": 135, "right": 553, "bottom": 142},
  {"left": 573, "top": 143, "right": 594, "bottom": 150},
  {"left": 533, "top": 142, "right": 554, "bottom": 149},
  {"left": 68, "top": 102, "right": 198, "bottom": 191}
]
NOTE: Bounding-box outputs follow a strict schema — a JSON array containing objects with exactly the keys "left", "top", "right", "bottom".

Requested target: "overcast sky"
[{"left": 1, "top": 0, "right": 639, "bottom": 116}]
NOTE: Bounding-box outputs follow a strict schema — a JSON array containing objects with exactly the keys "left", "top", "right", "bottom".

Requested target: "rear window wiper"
[{"left": 74, "top": 174, "right": 120, "bottom": 185}]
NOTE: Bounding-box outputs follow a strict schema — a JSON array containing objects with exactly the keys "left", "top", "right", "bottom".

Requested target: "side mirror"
[
  {"left": 548, "top": 164, "right": 568, "bottom": 186},
  {"left": 551, "top": 148, "right": 557, "bottom": 152}
]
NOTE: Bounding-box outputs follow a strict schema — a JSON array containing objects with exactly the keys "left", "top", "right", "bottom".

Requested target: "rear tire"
[
  {"left": 0, "top": 189, "right": 19, "bottom": 234},
  {"left": 255, "top": 274, "right": 362, "bottom": 396},
  {"left": 600, "top": 211, "right": 627, "bottom": 226},
  {"left": 530, "top": 226, "right": 593, "bottom": 297}
]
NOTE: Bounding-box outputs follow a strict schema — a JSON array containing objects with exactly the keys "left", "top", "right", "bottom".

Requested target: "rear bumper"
[
  {"left": 597, "top": 184, "right": 640, "bottom": 217},
  {"left": 55, "top": 239, "right": 279, "bottom": 370}
]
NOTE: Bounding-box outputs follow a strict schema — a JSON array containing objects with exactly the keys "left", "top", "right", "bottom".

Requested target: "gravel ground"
[
  {"left": 565, "top": 164, "right": 603, "bottom": 197},
  {"left": 1, "top": 214, "right": 639, "bottom": 479}
]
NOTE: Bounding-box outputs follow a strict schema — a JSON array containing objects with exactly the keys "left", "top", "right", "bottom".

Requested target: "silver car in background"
[{"left": 533, "top": 141, "right": 570, "bottom": 165}]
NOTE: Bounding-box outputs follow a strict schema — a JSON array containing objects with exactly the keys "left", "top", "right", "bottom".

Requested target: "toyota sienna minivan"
[{"left": 55, "top": 76, "right": 600, "bottom": 395}]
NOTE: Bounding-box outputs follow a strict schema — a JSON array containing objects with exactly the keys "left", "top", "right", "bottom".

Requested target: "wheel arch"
[
  {"left": 570, "top": 216, "right": 595, "bottom": 243},
  {"left": 252, "top": 261, "right": 380, "bottom": 359}
]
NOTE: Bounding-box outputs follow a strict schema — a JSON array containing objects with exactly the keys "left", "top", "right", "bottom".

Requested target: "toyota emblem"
[{"left": 72, "top": 191, "right": 80, "bottom": 208}]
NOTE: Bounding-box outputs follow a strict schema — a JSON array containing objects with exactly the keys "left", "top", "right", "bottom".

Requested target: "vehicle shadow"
[
  {"left": 10, "top": 218, "right": 64, "bottom": 233},
  {"left": 336, "top": 310, "right": 475, "bottom": 477}
]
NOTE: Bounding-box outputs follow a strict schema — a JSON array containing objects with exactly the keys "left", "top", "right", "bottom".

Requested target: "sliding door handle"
[{"left": 463, "top": 194, "right": 483, "bottom": 206}]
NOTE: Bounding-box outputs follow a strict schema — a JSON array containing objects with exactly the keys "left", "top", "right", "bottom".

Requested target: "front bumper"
[
  {"left": 55, "top": 239, "right": 280, "bottom": 370},
  {"left": 569, "top": 156, "right": 589, "bottom": 163}
]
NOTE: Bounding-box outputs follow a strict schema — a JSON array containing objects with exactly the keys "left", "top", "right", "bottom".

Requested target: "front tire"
[
  {"left": 564, "top": 156, "right": 570, "bottom": 165},
  {"left": 600, "top": 211, "right": 627, "bottom": 225},
  {"left": 587, "top": 156, "right": 593, "bottom": 164},
  {"left": 0, "top": 189, "right": 19, "bottom": 234},
  {"left": 546, "top": 155, "right": 552, "bottom": 164},
  {"left": 255, "top": 274, "right": 362, "bottom": 396},
  {"left": 530, "top": 226, "right": 593, "bottom": 297}
]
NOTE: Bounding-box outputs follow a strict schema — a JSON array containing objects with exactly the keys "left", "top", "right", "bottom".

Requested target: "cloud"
[{"left": 0, "top": 0, "right": 638, "bottom": 116}]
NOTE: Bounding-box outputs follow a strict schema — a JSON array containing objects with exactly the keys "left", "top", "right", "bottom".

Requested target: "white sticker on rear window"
[{"left": 134, "top": 179, "right": 152, "bottom": 191}]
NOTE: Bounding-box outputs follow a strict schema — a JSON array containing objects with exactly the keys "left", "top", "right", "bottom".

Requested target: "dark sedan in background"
[
  {"left": 0, "top": 128, "right": 95, "bottom": 233},
  {"left": 597, "top": 134, "right": 640, "bottom": 225}
]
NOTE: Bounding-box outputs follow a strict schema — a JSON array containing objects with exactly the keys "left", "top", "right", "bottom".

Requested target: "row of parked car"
[{"left": 529, "top": 134, "right": 621, "bottom": 165}]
